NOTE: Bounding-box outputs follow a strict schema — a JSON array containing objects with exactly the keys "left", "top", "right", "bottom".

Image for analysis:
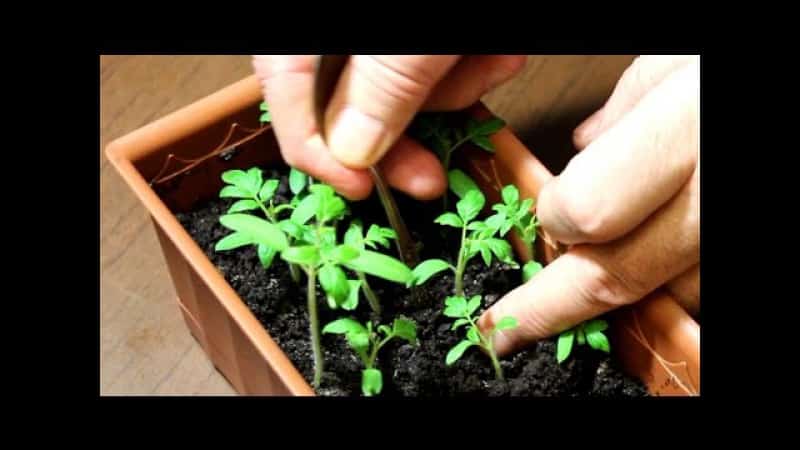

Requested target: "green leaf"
[
  {"left": 448, "top": 169, "right": 480, "bottom": 199},
  {"left": 329, "top": 244, "right": 360, "bottom": 264},
  {"left": 522, "top": 261, "right": 543, "bottom": 283},
  {"left": 215, "top": 231, "right": 254, "bottom": 251},
  {"left": 281, "top": 245, "right": 320, "bottom": 267},
  {"left": 446, "top": 340, "right": 475, "bottom": 365},
  {"left": 322, "top": 318, "right": 367, "bottom": 335},
  {"left": 410, "top": 259, "right": 452, "bottom": 286},
  {"left": 586, "top": 331, "right": 610, "bottom": 353},
  {"left": 473, "top": 117, "right": 506, "bottom": 135},
  {"left": 246, "top": 168, "right": 263, "bottom": 195},
  {"left": 278, "top": 220, "right": 305, "bottom": 240},
  {"left": 465, "top": 117, "right": 480, "bottom": 134},
  {"left": 501, "top": 185, "right": 519, "bottom": 206},
  {"left": 392, "top": 318, "right": 417, "bottom": 344},
  {"left": 378, "top": 325, "right": 392, "bottom": 336},
  {"left": 451, "top": 318, "right": 470, "bottom": 331},
  {"left": 495, "top": 316, "right": 518, "bottom": 331},
  {"left": 434, "top": 212, "right": 463, "bottom": 228},
  {"left": 260, "top": 101, "right": 269, "bottom": 112},
  {"left": 341, "top": 279, "right": 362, "bottom": 310},
  {"left": 457, "top": 190, "right": 485, "bottom": 223},
  {"left": 584, "top": 319, "right": 609, "bottom": 334},
  {"left": 227, "top": 199, "right": 260, "bottom": 214},
  {"left": 557, "top": 330, "right": 575, "bottom": 364},
  {"left": 320, "top": 195, "right": 347, "bottom": 222},
  {"left": 347, "top": 329, "right": 370, "bottom": 354},
  {"left": 344, "top": 250, "right": 412, "bottom": 284},
  {"left": 344, "top": 221, "right": 365, "bottom": 249},
  {"left": 479, "top": 241, "right": 492, "bottom": 266},
  {"left": 219, "top": 185, "right": 250, "bottom": 199},
  {"left": 319, "top": 264, "right": 350, "bottom": 305},
  {"left": 466, "top": 327, "right": 481, "bottom": 344},
  {"left": 466, "top": 295, "right": 482, "bottom": 316},
  {"left": 486, "top": 238, "right": 513, "bottom": 264},
  {"left": 366, "top": 225, "right": 396, "bottom": 248},
  {"left": 519, "top": 198, "right": 534, "bottom": 214},
  {"left": 291, "top": 194, "right": 319, "bottom": 225},
  {"left": 576, "top": 328, "right": 586, "bottom": 346},
  {"left": 443, "top": 296, "right": 468, "bottom": 318},
  {"left": 260, "top": 111, "right": 271, "bottom": 123},
  {"left": 467, "top": 220, "right": 489, "bottom": 232},
  {"left": 257, "top": 244, "right": 277, "bottom": 269},
  {"left": 221, "top": 169, "right": 249, "bottom": 189},
  {"left": 258, "top": 179, "right": 279, "bottom": 202},
  {"left": 470, "top": 135, "right": 495, "bottom": 152},
  {"left": 484, "top": 213, "right": 506, "bottom": 233},
  {"left": 219, "top": 214, "right": 288, "bottom": 251},
  {"left": 288, "top": 168, "right": 307, "bottom": 195},
  {"left": 362, "top": 368, "right": 383, "bottom": 396}
]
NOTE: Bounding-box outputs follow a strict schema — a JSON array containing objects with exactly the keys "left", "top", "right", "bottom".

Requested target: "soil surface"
[{"left": 176, "top": 165, "right": 648, "bottom": 397}]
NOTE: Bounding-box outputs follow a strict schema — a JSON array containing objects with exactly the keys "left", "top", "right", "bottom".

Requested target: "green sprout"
[
  {"left": 409, "top": 182, "right": 517, "bottom": 297},
  {"left": 442, "top": 295, "right": 518, "bottom": 380},
  {"left": 259, "top": 101, "right": 271, "bottom": 124},
  {"left": 556, "top": 319, "right": 611, "bottom": 364},
  {"left": 343, "top": 220, "right": 398, "bottom": 314},
  {"left": 219, "top": 182, "right": 413, "bottom": 388},
  {"left": 323, "top": 316, "right": 417, "bottom": 396}
]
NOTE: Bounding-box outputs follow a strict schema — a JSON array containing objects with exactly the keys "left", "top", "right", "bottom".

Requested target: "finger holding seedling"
[{"left": 480, "top": 56, "right": 699, "bottom": 357}]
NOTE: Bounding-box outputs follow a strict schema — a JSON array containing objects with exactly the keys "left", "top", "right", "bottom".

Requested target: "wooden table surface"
[{"left": 100, "top": 55, "right": 635, "bottom": 395}]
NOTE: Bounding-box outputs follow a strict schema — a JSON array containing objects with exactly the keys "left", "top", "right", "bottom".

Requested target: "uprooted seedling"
[
  {"left": 442, "top": 295, "right": 518, "bottom": 380},
  {"left": 323, "top": 316, "right": 417, "bottom": 396}
]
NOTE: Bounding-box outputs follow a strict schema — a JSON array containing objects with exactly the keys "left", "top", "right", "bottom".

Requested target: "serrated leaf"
[
  {"left": 319, "top": 264, "right": 349, "bottom": 305},
  {"left": 479, "top": 242, "right": 492, "bottom": 266},
  {"left": 278, "top": 220, "right": 305, "bottom": 240},
  {"left": 221, "top": 169, "right": 249, "bottom": 189},
  {"left": 457, "top": 190, "right": 485, "bottom": 223},
  {"left": 410, "top": 259, "right": 452, "bottom": 286},
  {"left": 443, "top": 296, "right": 468, "bottom": 318},
  {"left": 288, "top": 168, "right": 307, "bottom": 195},
  {"left": 470, "top": 135, "right": 495, "bottom": 153},
  {"left": 466, "top": 327, "right": 481, "bottom": 344},
  {"left": 228, "top": 199, "right": 260, "bottom": 214},
  {"left": 446, "top": 340, "right": 475, "bottom": 365},
  {"left": 344, "top": 221, "right": 365, "bottom": 249},
  {"left": 320, "top": 196, "right": 347, "bottom": 223},
  {"left": 322, "top": 317, "right": 367, "bottom": 335},
  {"left": 329, "top": 244, "right": 360, "bottom": 264},
  {"left": 501, "top": 185, "right": 519, "bottom": 206},
  {"left": 366, "top": 225, "right": 395, "bottom": 248},
  {"left": 219, "top": 185, "right": 250, "bottom": 199},
  {"left": 495, "top": 316, "right": 518, "bottom": 331},
  {"left": 466, "top": 220, "right": 487, "bottom": 232},
  {"left": 362, "top": 368, "right": 383, "bottom": 397},
  {"left": 584, "top": 319, "right": 609, "bottom": 334},
  {"left": 473, "top": 117, "right": 505, "bottom": 136},
  {"left": 557, "top": 330, "right": 575, "bottom": 364},
  {"left": 258, "top": 179, "right": 279, "bottom": 202},
  {"left": 260, "top": 111, "right": 271, "bottom": 123},
  {"left": 466, "top": 295, "right": 482, "bottom": 316},
  {"left": 219, "top": 214, "right": 288, "bottom": 251},
  {"left": 280, "top": 245, "right": 319, "bottom": 267},
  {"left": 392, "top": 318, "right": 417, "bottom": 344},
  {"left": 519, "top": 198, "right": 534, "bottom": 213},
  {"left": 291, "top": 194, "right": 318, "bottom": 225},
  {"left": 257, "top": 244, "right": 277, "bottom": 269},
  {"left": 215, "top": 231, "right": 254, "bottom": 251},
  {"left": 451, "top": 318, "right": 470, "bottom": 331},
  {"left": 484, "top": 213, "right": 506, "bottom": 233},
  {"left": 586, "top": 331, "right": 610, "bottom": 353},
  {"left": 522, "top": 261, "right": 543, "bottom": 283},
  {"left": 341, "top": 279, "right": 362, "bottom": 310},
  {"left": 435, "top": 212, "right": 463, "bottom": 228},
  {"left": 344, "top": 250, "right": 412, "bottom": 284},
  {"left": 447, "top": 169, "right": 480, "bottom": 199},
  {"left": 246, "top": 168, "right": 263, "bottom": 195},
  {"left": 486, "top": 238, "right": 513, "bottom": 263}
]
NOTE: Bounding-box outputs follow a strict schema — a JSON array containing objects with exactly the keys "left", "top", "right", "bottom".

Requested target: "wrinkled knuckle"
[
  {"left": 573, "top": 251, "right": 643, "bottom": 309},
  {"left": 360, "top": 56, "right": 436, "bottom": 105},
  {"left": 549, "top": 182, "right": 612, "bottom": 242}
]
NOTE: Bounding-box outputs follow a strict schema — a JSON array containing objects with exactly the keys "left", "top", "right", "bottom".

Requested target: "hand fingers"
[
  {"left": 422, "top": 55, "right": 528, "bottom": 110},
  {"left": 573, "top": 55, "right": 698, "bottom": 150},
  {"left": 480, "top": 166, "right": 699, "bottom": 356},
  {"left": 666, "top": 264, "right": 700, "bottom": 317},
  {"left": 537, "top": 59, "right": 699, "bottom": 245},
  {"left": 323, "top": 55, "right": 461, "bottom": 169},
  {"left": 253, "top": 55, "right": 448, "bottom": 201},
  {"left": 252, "top": 55, "right": 373, "bottom": 200}
]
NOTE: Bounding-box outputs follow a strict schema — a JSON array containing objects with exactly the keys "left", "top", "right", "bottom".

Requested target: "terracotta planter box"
[{"left": 105, "top": 75, "right": 700, "bottom": 396}]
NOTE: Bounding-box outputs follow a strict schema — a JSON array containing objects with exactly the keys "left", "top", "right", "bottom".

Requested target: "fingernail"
[{"left": 327, "top": 106, "right": 393, "bottom": 169}]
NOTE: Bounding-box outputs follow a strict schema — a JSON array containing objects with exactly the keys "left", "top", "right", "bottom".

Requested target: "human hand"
[
  {"left": 251, "top": 55, "right": 526, "bottom": 200},
  {"left": 479, "top": 55, "right": 700, "bottom": 356}
]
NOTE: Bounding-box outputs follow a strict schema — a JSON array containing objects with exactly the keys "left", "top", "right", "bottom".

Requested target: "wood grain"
[{"left": 100, "top": 55, "right": 634, "bottom": 395}]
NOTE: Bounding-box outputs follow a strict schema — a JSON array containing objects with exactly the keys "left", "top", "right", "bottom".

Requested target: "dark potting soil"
[{"left": 176, "top": 165, "right": 648, "bottom": 397}]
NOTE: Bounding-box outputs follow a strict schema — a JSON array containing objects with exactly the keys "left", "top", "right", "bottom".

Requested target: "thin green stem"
[
  {"left": 368, "top": 334, "right": 394, "bottom": 369},
  {"left": 307, "top": 267, "right": 323, "bottom": 388},
  {"left": 289, "top": 262, "right": 301, "bottom": 283},
  {"left": 357, "top": 271, "right": 381, "bottom": 314},
  {"left": 465, "top": 315, "right": 504, "bottom": 381},
  {"left": 454, "top": 224, "right": 468, "bottom": 297},
  {"left": 273, "top": 204, "right": 294, "bottom": 214}
]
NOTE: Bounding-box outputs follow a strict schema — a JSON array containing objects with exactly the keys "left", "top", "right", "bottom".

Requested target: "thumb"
[{"left": 323, "top": 55, "right": 461, "bottom": 168}]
